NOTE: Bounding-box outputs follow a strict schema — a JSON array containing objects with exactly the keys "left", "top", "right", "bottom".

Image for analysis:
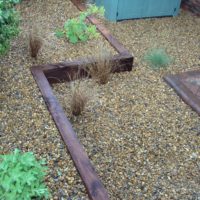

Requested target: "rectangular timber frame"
[{"left": 31, "top": 0, "right": 134, "bottom": 199}]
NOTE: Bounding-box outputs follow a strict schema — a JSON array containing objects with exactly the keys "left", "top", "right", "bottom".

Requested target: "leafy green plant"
[
  {"left": 0, "top": 149, "right": 50, "bottom": 200},
  {"left": 144, "top": 48, "right": 172, "bottom": 69},
  {"left": 0, "top": 0, "right": 21, "bottom": 55},
  {"left": 55, "top": 4, "right": 105, "bottom": 44}
]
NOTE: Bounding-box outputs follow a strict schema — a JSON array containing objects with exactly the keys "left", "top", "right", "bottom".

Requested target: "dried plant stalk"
[
  {"left": 85, "top": 46, "right": 115, "bottom": 84},
  {"left": 71, "top": 86, "right": 89, "bottom": 116},
  {"left": 70, "top": 76, "right": 91, "bottom": 116},
  {"left": 29, "top": 33, "right": 42, "bottom": 59}
]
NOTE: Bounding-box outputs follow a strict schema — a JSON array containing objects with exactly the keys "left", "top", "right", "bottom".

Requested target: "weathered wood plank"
[
  {"left": 30, "top": 1, "right": 134, "bottom": 199},
  {"left": 31, "top": 67, "right": 109, "bottom": 200},
  {"left": 36, "top": 53, "right": 133, "bottom": 84},
  {"left": 71, "top": 0, "right": 131, "bottom": 54}
]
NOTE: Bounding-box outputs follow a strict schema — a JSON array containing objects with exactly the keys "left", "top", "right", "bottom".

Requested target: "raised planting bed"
[
  {"left": 31, "top": 0, "right": 133, "bottom": 199},
  {"left": 95, "top": 0, "right": 181, "bottom": 21},
  {"left": 164, "top": 70, "right": 200, "bottom": 115}
]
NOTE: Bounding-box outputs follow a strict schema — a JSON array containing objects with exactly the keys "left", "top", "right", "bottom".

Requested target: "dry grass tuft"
[
  {"left": 71, "top": 87, "right": 89, "bottom": 116},
  {"left": 69, "top": 72, "right": 92, "bottom": 116},
  {"left": 29, "top": 32, "right": 43, "bottom": 59},
  {"left": 84, "top": 45, "right": 115, "bottom": 84}
]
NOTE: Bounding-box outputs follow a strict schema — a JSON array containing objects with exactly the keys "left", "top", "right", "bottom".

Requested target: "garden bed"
[
  {"left": 1, "top": 0, "right": 132, "bottom": 199},
  {"left": 31, "top": 49, "right": 133, "bottom": 199},
  {"left": 50, "top": 5, "right": 200, "bottom": 199},
  {"left": 16, "top": 0, "right": 117, "bottom": 63},
  {"left": 1, "top": 0, "right": 200, "bottom": 200},
  {"left": 1, "top": 0, "right": 122, "bottom": 199}
]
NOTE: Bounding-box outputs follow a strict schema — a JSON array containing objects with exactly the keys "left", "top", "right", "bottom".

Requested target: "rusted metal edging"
[
  {"left": 164, "top": 72, "right": 200, "bottom": 115},
  {"left": 31, "top": 66, "right": 109, "bottom": 200}
]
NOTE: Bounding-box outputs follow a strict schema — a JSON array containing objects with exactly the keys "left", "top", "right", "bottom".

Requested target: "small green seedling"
[
  {"left": 55, "top": 4, "right": 105, "bottom": 44},
  {"left": 0, "top": 149, "right": 50, "bottom": 200},
  {"left": 144, "top": 48, "right": 172, "bottom": 70}
]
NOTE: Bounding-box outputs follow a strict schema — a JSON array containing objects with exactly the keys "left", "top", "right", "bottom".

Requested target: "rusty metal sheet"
[{"left": 164, "top": 70, "right": 200, "bottom": 115}]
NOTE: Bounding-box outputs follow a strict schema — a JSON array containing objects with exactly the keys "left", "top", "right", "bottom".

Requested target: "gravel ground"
[
  {"left": 1, "top": 0, "right": 115, "bottom": 199},
  {"left": 1, "top": 0, "right": 200, "bottom": 200},
  {"left": 53, "top": 8, "right": 200, "bottom": 200}
]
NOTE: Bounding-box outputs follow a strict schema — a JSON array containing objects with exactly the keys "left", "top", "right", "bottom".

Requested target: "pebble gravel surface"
[
  {"left": 54, "top": 7, "right": 200, "bottom": 200},
  {"left": 1, "top": 0, "right": 200, "bottom": 199},
  {"left": 0, "top": 0, "right": 115, "bottom": 199}
]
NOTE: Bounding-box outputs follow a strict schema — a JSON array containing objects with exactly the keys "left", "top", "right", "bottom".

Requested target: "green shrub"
[
  {"left": 55, "top": 5, "right": 105, "bottom": 44},
  {"left": 0, "top": 0, "right": 21, "bottom": 55},
  {"left": 144, "top": 48, "right": 172, "bottom": 69},
  {"left": 0, "top": 149, "right": 50, "bottom": 200}
]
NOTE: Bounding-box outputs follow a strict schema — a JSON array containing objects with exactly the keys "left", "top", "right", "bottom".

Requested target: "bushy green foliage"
[
  {"left": 0, "top": 149, "right": 50, "bottom": 200},
  {"left": 144, "top": 48, "right": 172, "bottom": 69},
  {"left": 55, "top": 5, "right": 105, "bottom": 44},
  {"left": 0, "top": 0, "right": 21, "bottom": 55}
]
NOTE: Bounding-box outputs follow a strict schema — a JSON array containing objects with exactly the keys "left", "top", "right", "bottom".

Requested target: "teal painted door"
[
  {"left": 117, "top": 0, "right": 181, "bottom": 20},
  {"left": 117, "top": 0, "right": 147, "bottom": 20},
  {"left": 95, "top": 0, "right": 181, "bottom": 21}
]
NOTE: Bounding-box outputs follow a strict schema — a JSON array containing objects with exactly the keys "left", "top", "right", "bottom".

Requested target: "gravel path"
[{"left": 1, "top": 0, "right": 200, "bottom": 199}]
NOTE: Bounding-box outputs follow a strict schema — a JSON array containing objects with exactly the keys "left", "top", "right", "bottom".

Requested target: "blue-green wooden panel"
[
  {"left": 117, "top": 0, "right": 148, "bottom": 20},
  {"left": 95, "top": 0, "right": 181, "bottom": 21},
  {"left": 117, "top": 0, "right": 181, "bottom": 20}
]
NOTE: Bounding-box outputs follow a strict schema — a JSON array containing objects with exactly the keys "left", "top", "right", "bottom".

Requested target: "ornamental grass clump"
[
  {"left": 144, "top": 48, "right": 172, "bottom": 70},
  {"left": 29, "top": 32, "right": 43, "bottom": 59},
  {"left": 0, "top": 0, "right": 21, "bottom": 55},
  {"left": 0, "top": 149, "right": 50, "bottom": 200},
  {"left": 84, "top": 46, "right": 115, "bottom": 84},
  {"left": 55, "top": 4, "right": 105, "bottom": 44},
  {"left": 70, "top": 81, "right": 90, "bottom": 116}
]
